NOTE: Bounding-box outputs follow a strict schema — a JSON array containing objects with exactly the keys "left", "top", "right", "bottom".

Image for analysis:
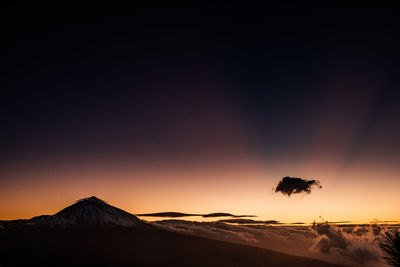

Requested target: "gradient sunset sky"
[{"left": 1, "top": 6, "right": 400, "bottom": 223}]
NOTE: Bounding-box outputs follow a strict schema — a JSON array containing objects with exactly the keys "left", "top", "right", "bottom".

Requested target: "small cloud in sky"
[
  {"left": 202, "top": 213, "right": 256, "bottom": 218},
  {"left": 137, "top": 212, "right": 199, "bottom": 218},
  {"left": 275, "top": 176, "right": 322, "bottom": 196},
  {"left": 137, "top": 212, "right": 255, "bottom": 218}
]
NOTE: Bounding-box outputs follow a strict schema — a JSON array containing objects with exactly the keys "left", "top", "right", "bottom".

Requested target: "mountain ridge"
[
  {"left": 16, "top": 196, "right": 147, "bottom": 227},
  {"left": 0, "top": 196, "right": 344, "bottom": 266}
]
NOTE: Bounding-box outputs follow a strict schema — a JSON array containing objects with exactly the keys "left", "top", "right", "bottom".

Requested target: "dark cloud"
[
  {"left": 137, "top": 212, "right": 255, "bottom": 218},
  {"left": 137, "top": 212, "right": 199, "bottom": 218},
  {"left": 218, "top": 219, "right": 281, "bottom": 225},
  {"left": 275, "top": 176, "right": 322, "bottom": 196},
  {"left": 202, "top": 213, "right": 256, "bottom": 218}
]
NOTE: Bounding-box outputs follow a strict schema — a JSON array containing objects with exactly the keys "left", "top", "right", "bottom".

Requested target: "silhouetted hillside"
[
  {"left": 0, "top": 197, "right": 343, "bottom": 266},
  {"left": 0, "top": 224, "right": 344, "bottom": 267}
]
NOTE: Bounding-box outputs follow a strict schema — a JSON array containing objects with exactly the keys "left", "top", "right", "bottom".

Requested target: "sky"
[{"left": 1, "top": 5, "right": 400, "bottom": 223}]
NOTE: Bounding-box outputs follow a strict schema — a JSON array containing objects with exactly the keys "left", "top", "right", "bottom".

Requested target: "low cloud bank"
[
  {"left": 152, "top": 219, "right": 314, "bottom": 250},
  {"left": 152, "top": 219, "right": 398, "bottom": 266},
  {"left": 217, "top": 219, "right": 281, "bottom": 225},
  {"left": 310, "top": 222, "right": 382, "bottom": 265}
]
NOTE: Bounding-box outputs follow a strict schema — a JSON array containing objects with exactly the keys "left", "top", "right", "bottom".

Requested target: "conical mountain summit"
[{"left": 27, "top": 196, "right": 147, "bottom": 227}]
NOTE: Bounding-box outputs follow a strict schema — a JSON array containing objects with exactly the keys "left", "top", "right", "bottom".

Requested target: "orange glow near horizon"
[{"left": 1, "top": 157, "right": 399, "bottom": 224}]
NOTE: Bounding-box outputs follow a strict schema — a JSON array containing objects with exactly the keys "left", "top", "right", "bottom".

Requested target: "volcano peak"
[
  {"left": 76, "top": 196, "right": 107, "bottom": 204},
  {"left": 27, "top": 196, "right": 147, "bottom": 227}
]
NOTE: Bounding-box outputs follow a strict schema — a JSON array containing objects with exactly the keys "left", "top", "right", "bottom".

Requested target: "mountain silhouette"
[
  {"left": 0, "top": 196, "right": 343, "bottom": 266},
  {"left": 26, "top": 196, "right": 147, "bottom": 227}
]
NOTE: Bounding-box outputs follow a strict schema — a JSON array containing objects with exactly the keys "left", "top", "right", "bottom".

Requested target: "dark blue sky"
[{"left": 1, "top": 5, "right": 400, "bottom": 169}]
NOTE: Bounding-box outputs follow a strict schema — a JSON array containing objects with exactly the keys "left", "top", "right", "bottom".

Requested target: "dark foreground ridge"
[{"left": 0, "top": 196, "right": 343, "bottom": 267}]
